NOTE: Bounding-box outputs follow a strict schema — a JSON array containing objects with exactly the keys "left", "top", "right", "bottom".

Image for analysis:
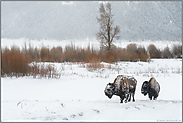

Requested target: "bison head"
[
  {"left": 141, "top": 81, "right": 150, "bottom": 96},
  {"left": 104, "top": 83, "right": 115, "bottom": 99}
]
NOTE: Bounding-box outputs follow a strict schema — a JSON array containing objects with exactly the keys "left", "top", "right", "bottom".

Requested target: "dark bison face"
[
  {"left": 141, "top": 81, "right": 150, "bottom": 96},
  {"left": 104, "top": 83, "right": 115, "bottom": 99}
]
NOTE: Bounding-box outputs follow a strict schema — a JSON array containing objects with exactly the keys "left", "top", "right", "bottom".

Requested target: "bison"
[
  {"left": 141, "top": 77, "right": 160, "bottom": 100},
  {"left": 104, "top": 75, "right": 137, "bottom": 103}
]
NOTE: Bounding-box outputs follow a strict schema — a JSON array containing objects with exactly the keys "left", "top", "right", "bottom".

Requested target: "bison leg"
[
  {"left": 153, "top": 93, "right": 158, "bottom": 100},
  {"left": 148, "top": 93, "right": 152, "bottom": 100},
  {"left": 132, "top": 93, "right": 135, "bottom": 102},
  {"left": 130, "top": 87, "right": 136, "bottom": 102},
  {"left": 128, "top": 93, "right": 131, "bottom": 102},
  {"left": 153, "top": 94, "right": 158, "bottom": 100},
  {"left": 120, "top": 95, "right": 125, "bottom": 103},
  {"left": 125, "top": 93, "right": 130, "bottom": 103}
]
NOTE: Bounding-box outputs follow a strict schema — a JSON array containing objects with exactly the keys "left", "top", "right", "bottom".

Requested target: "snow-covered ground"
[
  {"left": 1, "top": 59, "right": 182, "bottom": 122},
  {"left": 1, "top": 38, "right": 182, "bottom": 50}
]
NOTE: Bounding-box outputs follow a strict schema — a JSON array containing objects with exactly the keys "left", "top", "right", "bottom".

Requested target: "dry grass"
[
  {"left": 1, "top": 46, "right": 61, "bottom": 78},
  {"left": 1, "top": 46, "right": 31, "bottom": 77},
  {"left": 29, "top": 63, "right": 61, "bottom": 79},
  {"left": 86, "top": 59, "right": 104, "bottom": 72},
  {"left": 2, "top": 42, "right": 181, "bottom": 77}
]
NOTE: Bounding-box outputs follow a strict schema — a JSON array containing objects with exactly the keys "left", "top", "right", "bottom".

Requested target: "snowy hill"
[{"left": 1, "top": 1, "right": 182, "bottom": 41}]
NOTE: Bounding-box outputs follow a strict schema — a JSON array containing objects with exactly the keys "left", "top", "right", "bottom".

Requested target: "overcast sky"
[{"left": 1, "top": 1, "right": 182, "bottom": 41}]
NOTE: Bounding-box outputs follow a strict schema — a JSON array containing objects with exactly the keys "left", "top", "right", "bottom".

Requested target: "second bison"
[
  {"left": 104, "top": 75, "right": 137, "bottom": 103},
  {"left": 141, "top": 77, "right": 160, "bottom": 100}
]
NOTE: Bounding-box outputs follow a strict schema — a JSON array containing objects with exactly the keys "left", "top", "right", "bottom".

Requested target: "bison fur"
[
  {"left": 141, "top": 77, "right": 160, "bottom": 100},
  {"left": 104, "top": 75, "right": 137, "bottom": 103}
]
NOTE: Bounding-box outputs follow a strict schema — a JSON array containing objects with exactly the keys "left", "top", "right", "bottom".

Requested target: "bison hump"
[
  {"left": 113, "top": 75, "right": 136, "bottom": 92},
  {"left": 149, "top": 77, "right": 160, "bottom": 93},
  {"left": 116, "top": 75, "right": 137, "bottom": 83}
]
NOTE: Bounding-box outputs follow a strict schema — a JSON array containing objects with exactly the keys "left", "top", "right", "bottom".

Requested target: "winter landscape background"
[{"left": 1, "top": 1, "right": 182, "bottom": 122}]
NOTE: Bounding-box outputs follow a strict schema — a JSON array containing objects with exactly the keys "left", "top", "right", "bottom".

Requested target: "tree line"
[{"left": 1, "top": 42, "right": 182, "bottom": 77}]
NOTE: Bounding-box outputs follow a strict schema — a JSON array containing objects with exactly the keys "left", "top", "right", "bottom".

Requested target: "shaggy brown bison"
[
  {"left": 104, "top": 75, "right": 137, "bottom": 103},
  {"left": 141, "top": 77, "right": 160, "bottom": 100}
]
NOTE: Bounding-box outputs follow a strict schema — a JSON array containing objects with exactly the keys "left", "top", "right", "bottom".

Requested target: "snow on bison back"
[{"left": 104, "top": 75, "right": 137, "bottom": 103}]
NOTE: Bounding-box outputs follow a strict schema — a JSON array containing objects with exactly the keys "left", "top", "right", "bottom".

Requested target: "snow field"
[
  {"left": 1, "top": 76, "right": 182, "bottom": 121},
  {"left": 1, "top": 59, "right": 182, "bottom": 121}
]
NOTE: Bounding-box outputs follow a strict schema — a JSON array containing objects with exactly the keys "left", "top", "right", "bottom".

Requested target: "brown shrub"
[
  {"left": 1, "top": 46, "right": 31, "bottom": 76},
  {"left": 126, "top": 43, "right": 137, "bottom": 54},
  {"left": 85, "top": 52, "right": 101, "bottom": 63},
  {"left": 50, "top": 46, "right": 63, "bottom": 62},
  {"left": 172, "top": 44, "right": 182, "bottom": 58},
  {"left": 33, "top": 47, "right": 41, "bottom": 62},
  {"left": 128, "top": 53, "right": 139, "bottom": 62},
  {"left": 1, "top": 42, "right": 151, "bottom": 78},
  {"left": 29, "top": 63, "right": 61, "bottom": 79},
  {"left": 162, "top": 46, "right": 172, "bottom": 58},
  {"left": 75, "top": 49, "right": 86, "bottom": 62},
  {"left": 136, "top": 45, "right": 147, "bottom": 55},
  {"left": 1, "top": 50, "right": 2, "bottom": 75},
  {"left": 22, "top": 42, "right": 40, "bottom": 62},
  {"left": 147, "top": 44, "right": 162, "bottom": 58},
  {"left": 40, "top": 46, "right": 50, "bottom": 62},
  {"left": 139, "top": 53, "right": 149, "bottom": 62},
  {"left": 86, "top": 59, "right": 104, "bottom": 72},
  {"left": 64, "top": 50, "right": 76, "bottom": 62},
  {"left": 101, "top": 50, "right": 118, "bottom": 63},
  {"left": 65, "top": 42, "right": 75, "bottom": 51},
  {"left": 118, "top": 50, "right": 129, "bottom": 61}
]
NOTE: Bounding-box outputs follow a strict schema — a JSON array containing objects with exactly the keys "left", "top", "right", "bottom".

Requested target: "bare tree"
[
  {"left": 147, "top": 44, "right": 161, "bottom": 58},
  {"left": 162, "top": 46, "right": 172, "bottom": 58},
  {"left": 126, "top": 43, "right": 137, "bottom": 54},
  {"left": 172, "top": 44, "right": 182, "bottom": 58},
  {"left": 96, "top": 2, "right": 120, "bottom": 51}
]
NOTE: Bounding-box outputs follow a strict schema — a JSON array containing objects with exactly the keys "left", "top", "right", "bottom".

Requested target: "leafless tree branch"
[{"left": 96, "top": 3, "right": 120, "bottom": 51}]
